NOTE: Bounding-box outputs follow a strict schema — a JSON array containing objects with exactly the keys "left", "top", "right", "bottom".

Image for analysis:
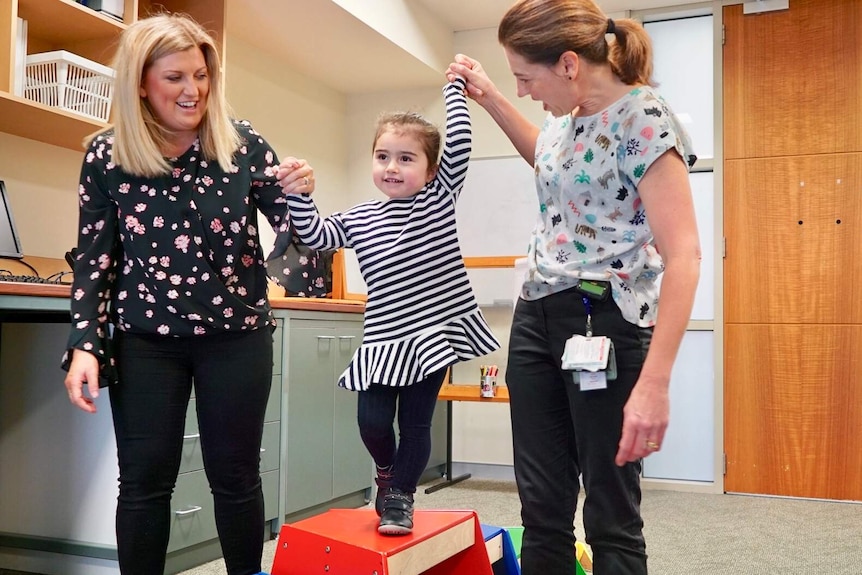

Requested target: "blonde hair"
[
  {"left": 498, "top": 0, "right": 655, "bottom": 86},
  {"left": 106, "top": 13, "right": 240, "bottom": 177},
  {"left": 372, "top": 112, "right": 441, "bottom": 170}
]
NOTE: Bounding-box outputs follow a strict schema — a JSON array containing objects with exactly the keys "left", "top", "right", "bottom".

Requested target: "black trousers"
[
  {"left": 507, "top": 286, "right": 652, "bottom": 575},
  {"left": 357, "top": 367, "right": 448, "bottom": 493},
  {"left": 110, "top": 327, "right": 273, "bottom": 575}
]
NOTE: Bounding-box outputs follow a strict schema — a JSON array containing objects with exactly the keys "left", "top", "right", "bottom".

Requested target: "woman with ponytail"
[{"left": 448, "top": 1, "right": 700, "bottom": 573}]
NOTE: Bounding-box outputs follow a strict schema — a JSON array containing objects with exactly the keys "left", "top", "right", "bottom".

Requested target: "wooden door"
[{"left": 723, "top": 0, "right": 862, "bottom": 499}]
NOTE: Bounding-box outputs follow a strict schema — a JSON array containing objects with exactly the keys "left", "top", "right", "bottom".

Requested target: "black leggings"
[
  {"left": 357, "top": 367, "right": 447, "bottom": 494},
  {"left": 110, "top": 328, "right": 273, "bottom": 575}
]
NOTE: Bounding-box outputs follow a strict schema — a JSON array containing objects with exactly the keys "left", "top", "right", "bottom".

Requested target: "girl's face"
[
  {"left": 140, "top": 47, "right": 210, "bottom": 149},
  {"left": 505, "top": 47, "right": 575, "bottom": 118},
  {"left": 372, "top": 128, "right": 436, "bottom": 199}
]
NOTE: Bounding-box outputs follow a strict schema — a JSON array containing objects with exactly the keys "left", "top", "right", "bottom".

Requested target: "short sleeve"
[{"left": 618, "top": 89, "right": 697, "bottom": 186}]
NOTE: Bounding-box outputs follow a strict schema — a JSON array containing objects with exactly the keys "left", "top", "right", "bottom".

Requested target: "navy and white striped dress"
[{"left": 285, "top": 79, "right": 500, "bottom": 391}]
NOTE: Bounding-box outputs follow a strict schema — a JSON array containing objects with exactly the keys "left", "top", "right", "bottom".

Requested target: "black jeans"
[
  {"left": 507, "top": 287, "right": 652, "bottom": 575},
  {"left": 110, "top": 327, "right": 273, "bottom": 575},
  {"left": 357, "top": 367, "right": 448, "bottom": 494}
]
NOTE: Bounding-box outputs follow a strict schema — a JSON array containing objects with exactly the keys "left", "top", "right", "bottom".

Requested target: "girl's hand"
[
  {"left": 446, "top": 54, "right": 497, "bottom": 106},
  {"left": 276, "top": 157, "right": 315, "bottom": 194}
]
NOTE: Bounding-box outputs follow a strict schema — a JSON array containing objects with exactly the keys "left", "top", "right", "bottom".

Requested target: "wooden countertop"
[
  {"left": 0, "top": 282, "right": 366, "bottom": 313},
  {"left": 438, "top": 383, "right": 509, "bottom": 403}
]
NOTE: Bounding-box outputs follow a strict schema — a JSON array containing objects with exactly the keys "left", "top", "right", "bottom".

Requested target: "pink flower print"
[
  {"left": 189, "top": 313, "right": 202, "bottom": 321},
  {"left": 299, "top": 255, "right": 309, "bottom": 266},
  {"left": 159, "top": 256, "right": 170, "bottom": 267},
  {"left": 211, "top": 219, "right": 224, "bottom": 233},
  {"left": 74, "top": 288, "right": 85, "bottom": 301},
  {"left": 212, "top": 295, "right": 224, "bottom": 305},
  {"left": 314, "top": 277, "right": 325, "bottom": 288},
  {"left": 245, "top": 316, "right": 258, "bottom": 326},
  {"left": 201, "top": 272, "right": 211, "bottom": 281},
  {"left": 265, "top": 150, "right": 274, "bottom": 164},
  {"left": 170, "top": 275, "right": 183, "bottom": 285},
  {"left": 223, "top": 308, "right": 234, "bottom": 318},
  {"left": 202, "top": 176, "right": 214, "bottom": 186},
  {"left": 230, "top": 221, "right": 242, "bottom": 234},
  {"left": 145, "top": 294, "right": 156, "bottom": 304},
  {"left": 194, "top": 326, "right": 207, "bottom": 335},
  {"left": 135, "top": 203, "right": 147, "bottom": 213},
  {"left": 183, "top": 174, "right": 192, "bottom": 182},
  {"left": 98, "top": 254, "right": 112, "bottom": 269},
  {"left": 155, "top": 271, "right": 167, "bottom": 280},
  {"left": 167, "top": 289, "right": 179, "bottom": 299},
  {"left": 86, "top": 152, "right": 95, "bottom": 163},
  {"left": 241, "top": 254, "right": 255, "bottom": 268},
  {"left": 264, "top": 165, "right": 277, "bottom": 177},
  {"left": 118, "top": 290, "right": 128, "bottom": 301},
  {"left": 240, "top": 146, "right": 248, "bottom": 155},
  {"left": 157, "top": 325, "right": 170, "bottom": 335},
  {"left": 153, "top": 216, "right": 165, "bottom": 228},
  {"left": 172, "top": 167, "right": 182, "bottom": 178},
  {"left": 125, "top": 215, "right": 146, "bottom": 235},
  {"left": 175, "top": 235, "right": 191, "bottom": 253},
  {"left": 221, "top": 266, "right": 233, "bottom": 277},
  {"left": 119, "top": 183, "right": 131, "bottom": 194},
  {"left": 145, "top": 310, "right": 154, "bottom": 318},
  {"left": 640, "top": 126, "right": 654, "bottom": 140}
]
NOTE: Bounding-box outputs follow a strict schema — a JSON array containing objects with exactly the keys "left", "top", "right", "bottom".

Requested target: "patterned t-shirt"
[
  {"left": 522, "top": 86, "right": 697, "bottom": 327},
  {"left": 65, "top": 121, "right": 286, "bottom": 367}
]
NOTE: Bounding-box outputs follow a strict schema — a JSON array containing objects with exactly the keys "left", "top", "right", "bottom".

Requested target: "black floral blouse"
[{"left": 63, "top": 120, "right": 287, "bottom": 371}]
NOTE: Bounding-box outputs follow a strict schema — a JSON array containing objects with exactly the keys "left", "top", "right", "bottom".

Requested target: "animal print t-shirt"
[{"left": 521, "top": 86, "right": 696, "bottom": 327}]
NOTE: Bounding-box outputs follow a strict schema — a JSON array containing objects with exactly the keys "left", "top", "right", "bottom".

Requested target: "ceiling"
[{"left": 227, "top": 0, "right": 706, "bottom": 94}]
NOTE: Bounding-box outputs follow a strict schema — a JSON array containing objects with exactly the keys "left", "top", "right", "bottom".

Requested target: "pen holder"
[{"left": 480, "top": 375, "right": 497, "bottom": 398}]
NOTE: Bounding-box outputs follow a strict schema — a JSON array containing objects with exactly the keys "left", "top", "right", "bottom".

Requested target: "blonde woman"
[{"left": 61, "top": 13, "right": 311, "bottom": 575}]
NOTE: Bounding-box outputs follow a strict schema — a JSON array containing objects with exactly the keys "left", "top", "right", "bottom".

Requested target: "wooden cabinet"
[
  {"left": 0, "top": 0, "right": 224, "bottom": 151},
  {"left": 276, "top": 311, "right": 372, "bottom": 520}
]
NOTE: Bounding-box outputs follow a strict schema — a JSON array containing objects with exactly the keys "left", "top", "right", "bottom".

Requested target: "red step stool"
[{"left": 271, "top": 508, "right": 494, "bottom": 575}]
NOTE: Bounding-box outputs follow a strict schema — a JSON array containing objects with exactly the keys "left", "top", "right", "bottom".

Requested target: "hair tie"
[{"left": 606, "top": 18, "right": 616, "bottom": 35}]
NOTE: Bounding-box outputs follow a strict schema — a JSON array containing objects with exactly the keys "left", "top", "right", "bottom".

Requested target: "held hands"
[
  {"left": 276, "top": 157, "right": 315, "bottom": 195},
  {"left": 64, "top": 349, "right": 101, "bottom": 413},
  {"left": 615, "top": 374, "right": 670, "bottom": 466},
  {"left": 446, "top": 54, "right": 497, "bottom": 105}
]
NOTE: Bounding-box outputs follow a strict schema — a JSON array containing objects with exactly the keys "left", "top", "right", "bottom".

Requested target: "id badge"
[{"left": 561, "top": 334, "right": 618, "bottom": 391}]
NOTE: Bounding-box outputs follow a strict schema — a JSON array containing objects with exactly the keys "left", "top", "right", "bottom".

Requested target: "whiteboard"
[{"left": 456, "top": 156, "right": 537, "bottom": 257}]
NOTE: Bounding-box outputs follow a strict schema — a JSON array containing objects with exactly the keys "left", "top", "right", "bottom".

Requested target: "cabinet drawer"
[
  {"left": 180, "top": 399, "right": 203, "bottom": 474},
  {"left": 264, "top": 374, "right": 281, "bottom": 423},
  {"left": 272, "top": 320, "right": 284, "bottom": 376},
  {"left": 262, "top": 469, "right": 279, "bottom": 521},
  {"left": 260, "top": 421, "right": 280, "bottom": 473},
  {"left": 167, "top": 470, "right": 217, "bottom": 553}
]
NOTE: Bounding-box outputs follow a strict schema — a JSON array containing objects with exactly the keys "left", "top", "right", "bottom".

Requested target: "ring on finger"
[
  {"left": 303, "top": 176, "right": 310, "bottom": 186},
  {"left": 645, "top": 439, "right": 660, "bottom": 451}
]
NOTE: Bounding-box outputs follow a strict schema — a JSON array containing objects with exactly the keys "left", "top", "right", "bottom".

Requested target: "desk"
[{"left": 425, "top": 383, "right": 510, "bottom": 494}]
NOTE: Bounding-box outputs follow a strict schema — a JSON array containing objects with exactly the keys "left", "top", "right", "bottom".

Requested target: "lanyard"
[{"left": 582, "top": 296, "right": 593, "bottom": 338}]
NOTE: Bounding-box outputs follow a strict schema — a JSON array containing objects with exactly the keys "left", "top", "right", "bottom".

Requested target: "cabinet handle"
[
  {"left": 175, "top": 505, "right": 203, "bottom": 516},
  {"left": 338, "top": 336, "right": 355, "bottom": 341},
  {"left": 183, "top": 433, "right": 200, "bottom": 440},
  {"left": 260, "top": 448, "right": 266, "bottom": 453},
  {"left": 317, "top": 335, "right": 336, "bottom": 340}
]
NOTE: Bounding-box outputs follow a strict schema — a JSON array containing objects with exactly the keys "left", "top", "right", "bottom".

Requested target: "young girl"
[{"left": 276, "top": 77, "right": 499, "bottom": 535}]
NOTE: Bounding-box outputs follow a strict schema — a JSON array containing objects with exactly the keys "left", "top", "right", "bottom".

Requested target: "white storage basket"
[{"left": 24, "top": 50, "right": 115, "bottom": 122}]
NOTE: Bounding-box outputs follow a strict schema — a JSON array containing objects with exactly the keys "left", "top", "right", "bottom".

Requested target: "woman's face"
[
  {"left": 140, "top": 47, "right": 210, "bottom": 145},
  {"left": 505, "top": 47, "right": 574, "bottom": 117}
]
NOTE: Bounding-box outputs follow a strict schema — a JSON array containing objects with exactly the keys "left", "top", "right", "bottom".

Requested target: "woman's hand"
[
  {"left": 276, "top": 157, "right": 315, "bottom": 195},
  {"left": 64, "top": 349, "right": 101, "bottom": 413},
  {"left": 615, "top": 374, "right": 670, "bottom": 465},
  {"left": 446, "top": 54, "right": 498, "bottom": 106}
]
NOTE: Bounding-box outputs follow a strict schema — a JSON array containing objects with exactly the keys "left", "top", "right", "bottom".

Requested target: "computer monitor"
[{"left": 0, "top": 180, "right": 24, "bottom": 259}]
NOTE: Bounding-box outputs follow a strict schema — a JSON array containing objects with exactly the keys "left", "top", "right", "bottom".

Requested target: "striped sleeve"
[
  {"left": 437, "top": 78, "right": 471, "bottom": 199},
  {"left": 284, "top": 194, "right": 349, "bottom": 250}
]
